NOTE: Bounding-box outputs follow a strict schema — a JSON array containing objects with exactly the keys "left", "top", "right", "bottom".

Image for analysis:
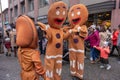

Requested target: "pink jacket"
[{"left": 94, "top": 46, "right": 110, "bottom": 59}]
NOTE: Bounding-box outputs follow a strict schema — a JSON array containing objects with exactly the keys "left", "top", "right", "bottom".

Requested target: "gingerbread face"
[
  {"left": 68, "top": 4, "right": 88, "bottom": 26},
  {"left": 48, "top": 1, "right": 68, "bottom": 29}
]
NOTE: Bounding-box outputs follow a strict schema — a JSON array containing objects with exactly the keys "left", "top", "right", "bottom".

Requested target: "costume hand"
[
  {"left": 74, "top": 25, "right": 81, "bottom": 32},
  {"left": 37, "top": 22, "right": 46, "bottom": 30},
  {"left": 72, "top": 29, "right": 78, "bottom": 33}
]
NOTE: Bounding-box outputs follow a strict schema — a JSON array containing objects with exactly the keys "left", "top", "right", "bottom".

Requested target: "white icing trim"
[{"left": 69, "top": 48, "right": 84, "bottom": 53}]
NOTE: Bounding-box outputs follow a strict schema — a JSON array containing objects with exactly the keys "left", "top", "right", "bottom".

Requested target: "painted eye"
[
  {"left": 77, "top": 11, "right": 81, "bottom": 15},
  {"left": 71, "top": 13, "right": 74, "bottom": 17},
  {"left": 63, "top": 11, "right": 65, "bottom": 15},
  {"left": 56, "top": 11, "right": 60, "bottom": 15}
]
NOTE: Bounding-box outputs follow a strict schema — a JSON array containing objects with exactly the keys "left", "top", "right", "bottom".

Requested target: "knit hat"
[
  {"left": 90, "top": 25, "right": 96, "bottom": 29},
  {"left": 103, "top": 41, "right": 108, "bottom": 47}
]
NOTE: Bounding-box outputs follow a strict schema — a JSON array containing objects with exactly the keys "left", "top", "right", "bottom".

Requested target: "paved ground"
[{"left": 0, "top": 51, "right": 120, "bottom": 80}]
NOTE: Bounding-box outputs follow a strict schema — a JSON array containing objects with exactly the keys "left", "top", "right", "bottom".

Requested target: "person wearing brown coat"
[{"left": 16, "top": 15, "right": 45, "bottom": 80}]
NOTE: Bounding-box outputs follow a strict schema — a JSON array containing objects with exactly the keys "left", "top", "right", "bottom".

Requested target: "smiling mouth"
[
  {"left": 54, "top": 18, "right": 64, "bottom": 24},
  {"left": 72, "top": 18, "right": 81, "bottom": 24}
]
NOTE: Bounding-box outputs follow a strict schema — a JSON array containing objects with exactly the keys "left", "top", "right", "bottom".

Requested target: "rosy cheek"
[
  {"left": 77, "top": 11, "right": 81, "bottom": 16},
  {"left": 56, "top": 11, "right": 60, "bottom": 16}
]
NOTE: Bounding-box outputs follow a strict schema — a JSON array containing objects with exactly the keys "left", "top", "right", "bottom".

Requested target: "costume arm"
[
  {"left": 63, "top": 26, "right": 77, "bottom": 40},
  {"left": 37, "top": 22, "right": 52, "bottom": 41},
  {"left": 32, "top": 50, "right": 45, "bottom": 77}
]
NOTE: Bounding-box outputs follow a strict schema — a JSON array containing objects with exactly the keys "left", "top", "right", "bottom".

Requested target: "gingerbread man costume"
[
  {"left": 16, "top": 15, "right": 45, "bottom": 80},
  {"left": 37, "top": 1, "right": 74, "bottom": 80},
  {"left": 67, "top": 4, "right": 88, "bottom": 79}
]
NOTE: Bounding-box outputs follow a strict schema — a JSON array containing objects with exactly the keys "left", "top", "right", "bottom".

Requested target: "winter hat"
[
  {"left": 90, "top": 25, "right": 96, "bottom": 29},
  {"left": 103, "top": 41, "right": 108, "bottom": 47}
]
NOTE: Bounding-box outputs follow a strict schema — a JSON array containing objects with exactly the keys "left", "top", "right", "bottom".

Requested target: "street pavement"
[{"left": 0, "top": 51, "right": 120, "bottom": 80}]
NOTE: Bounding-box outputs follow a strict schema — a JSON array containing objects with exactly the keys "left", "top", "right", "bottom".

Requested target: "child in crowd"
[
  {"left": 94, "top": 41, "right": 111, "bottom": 70},
  {"left": 4, "top": 37, "right": 11, "bottom": 56}
]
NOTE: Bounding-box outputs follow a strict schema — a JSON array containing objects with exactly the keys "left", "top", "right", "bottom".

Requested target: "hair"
[
  {"left": 118, "top": 24, "right": 120, "bottom": 29},
  {"left": 100, "top": 26, "right": 106, "bottom": 32}
]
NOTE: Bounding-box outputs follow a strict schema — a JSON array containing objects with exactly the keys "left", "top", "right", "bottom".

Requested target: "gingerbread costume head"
[
  {"left": 16, "top": 15, "right": 38, "bottom": 49},
  {"left": 48, "top": 1, "right": 68, "bottom": 29},
  {"left": 68, "top": 4, "right": 88, "bottom": 27}
]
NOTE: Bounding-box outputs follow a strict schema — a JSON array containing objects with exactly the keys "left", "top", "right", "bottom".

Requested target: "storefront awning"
[
  {"left": 37, "top": 15, "right": 48, "bottom": 24},
  {"left": 87, "top": 1, "right": 116, "bottom": 14}
]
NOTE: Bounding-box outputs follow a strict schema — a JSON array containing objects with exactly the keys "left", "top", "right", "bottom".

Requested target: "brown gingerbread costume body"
[
  {"left": 16, "top": 15, "right": 45, "bottom": 80},
  {"left": 37, "top": 1, "right": 73, "bottom": 80},
  {"left": 67, "top": 4, "right": 89, "bottom": 79}
]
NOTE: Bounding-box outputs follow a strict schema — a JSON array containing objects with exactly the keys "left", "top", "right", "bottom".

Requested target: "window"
[
  {"left": 29, "top": 0, "right": 34, "bottom": 11},
  {"left": 10, "top": 9, "right": 13, "bottom": 21},
  {"left": 5, "top": 13, "right": 8, "bottom": 22},
  {"left": 44, "top": 0, "right": 49, "bottom": 5},
  {"left": 119, "top": 0, "right": 120, "bottom": 8},
  {"left": 53, "top": 0, "right": 61, "bottom": 2},
  {"left": 14, "top": 5, "right": 18, "bottom": 17},
  {"left": 39, "top": 0, "right": 49, "bottom": 8},
  {"left": 21, "top": 1, "right": 25, "bottom": 14},
  {"left": 9, "top": 0, "right": 12, "bottom": 3}
]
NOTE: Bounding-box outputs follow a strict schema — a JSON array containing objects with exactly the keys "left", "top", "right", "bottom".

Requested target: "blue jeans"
[{"left": 90, "top": 47, "right": 99, "bottom": 61}]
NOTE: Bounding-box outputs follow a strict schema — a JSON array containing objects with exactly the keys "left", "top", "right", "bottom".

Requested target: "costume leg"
[
  {"left": 45, "top": 58, "right": 54, "bottom": 80},
  {"left": 69, "top": 51, "right": 76, "bottom": 76},
  {"left": 54, "top": 57, "right": 62, "bottom": 80},
  {"left": 76, "top": 52, "right": 84, "bottom": 79}
]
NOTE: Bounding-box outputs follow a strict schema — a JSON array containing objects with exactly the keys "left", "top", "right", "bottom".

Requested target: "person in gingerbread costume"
[
  {"left": 66, "top": 4, "right": 88, "bottom": 80},
  {"left": 16, "top": 15, "right": 45, "bottom": 80},
  {"left": 37, "top": 1, "right": 77, "bottom": 80}
]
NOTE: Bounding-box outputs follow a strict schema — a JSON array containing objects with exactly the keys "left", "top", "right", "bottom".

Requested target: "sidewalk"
[{"left": 0, "top": 52, "right": 120, "bottom": 80}]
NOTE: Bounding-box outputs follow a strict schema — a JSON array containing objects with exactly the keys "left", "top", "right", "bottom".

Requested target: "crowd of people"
[
  {"left": 85, "top": 23, "right": 120, "bottom": 70},
  {"left": 3, "top": 24, "right": 17, "bottom": 57}
]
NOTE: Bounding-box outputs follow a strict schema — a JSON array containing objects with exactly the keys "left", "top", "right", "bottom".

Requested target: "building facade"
[
  {"left": 8, "top": 0, "right": 120, "bottom": 28},
  {"left": 0, "top": 8, "right": 8, "bottom": 27},
  {"left": 8, "top": 0, "right": 79, "bottom": 24}
]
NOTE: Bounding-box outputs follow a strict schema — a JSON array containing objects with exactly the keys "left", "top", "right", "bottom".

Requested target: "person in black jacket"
[{"left": 36, "top": 25, "right": 44, "bottom": 54}]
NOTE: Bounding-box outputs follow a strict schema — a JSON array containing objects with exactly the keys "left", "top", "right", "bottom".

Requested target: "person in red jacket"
[
  {"left": 94, "top": 41, "right": 111, "bottom": 70},
  {"left": 110, "top": 28, "right": 119, "bottom": 56}
]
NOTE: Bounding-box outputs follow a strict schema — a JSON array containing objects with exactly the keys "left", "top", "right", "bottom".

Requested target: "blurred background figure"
[
  {"left": 85, "top": 24, "right": 100, "bottom": 63},
  {"left": 117, "top": 25, "right": 120, "bottom": 62},
  {"left": 109, "top": 28, "right": 119, "bottom": 56},
  {"left": 99, "top": 26, "right": 108, "bottom": 47},
  {"left": 4, "top": 31, "right": 11, "bottom": 56},
  {"left": 42, "top": 31, "right": 47, "bottom": 55},
  {"left": 10, "top": 28, "right": 17, "bottom": 57},
  {"left": 94, "top": 41, "right": 111, "bottom": 70}
]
